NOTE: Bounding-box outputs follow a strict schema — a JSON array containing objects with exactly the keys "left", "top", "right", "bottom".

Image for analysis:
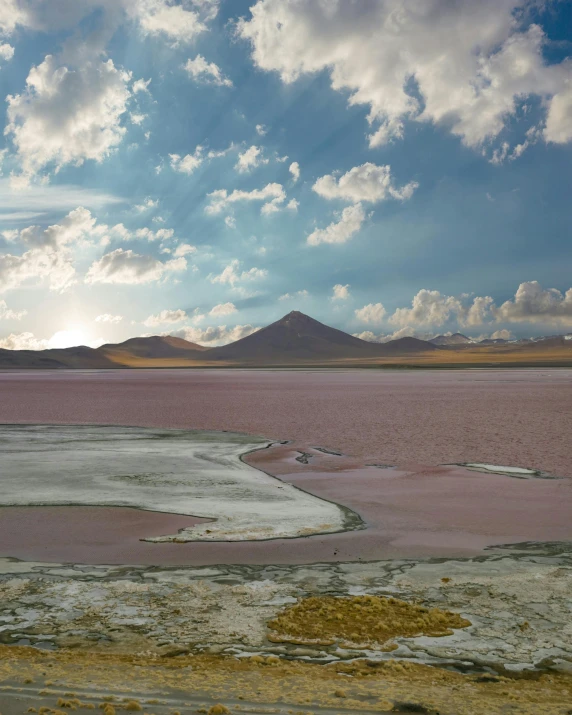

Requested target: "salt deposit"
[{"left": 0, "top": 425, "right": 359, "bottom": 542}]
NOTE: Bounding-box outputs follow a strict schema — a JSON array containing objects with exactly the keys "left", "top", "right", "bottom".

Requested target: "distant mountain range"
[{"left": 1, "top": 311, "right": 571, "bottom": 368}]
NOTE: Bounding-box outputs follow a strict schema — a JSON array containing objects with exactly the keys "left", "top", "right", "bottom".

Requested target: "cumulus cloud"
[
  {"left": 85, "top": 248, "right": 186, "bottom": 285},
  {"left": 462, "top": 295, "right": 494, "bottom": 327},
  {"left": 206, "top": 182, "right": 286, "bottom": 215},
  {"left": 143, "top": 308, "right": 187, "bottom": 327},
  {"left": 0, "top": 43, "right": 14, "bottom": 63},
  {"left": 544, "top": 82, "right": 572, "bottom": 144},
  {"left": 494, "top": 281, "right": 572, "bottom": 326},
  {"left": 0, "top": 299, "right": 26, "bottom": 320},
  {"left": 490, "top": 329, "right": 514, "bottom": 340},
  {"left": 238, "top": 0, "right": 572, "bottom": 152},
  {"left": 353, "top": 326, "right": 424, "bottom": 343},
  {"left": 173, "top": 243, "right": 196, "bottom": 257},
  {"left": 210, "top": 259, "right": 267, "bottom": 286},
  {"left": 307, "top": 203, "right": 365, "bottom": 246},
  {"left": 235, "top": 145, "right": 269, "bottom": 173},
  {"left": 135, "top": 227, "right": 174, "bottom": 242},
  {"left": 0, "top": 331, "right": 47, "bottom": 350},
  {"left": 134, "top": 0, "right": 217, "bottom": 42},
  {"left": 171, "top": 323, "right": 259, "bottom": 346},
  {"left": 279, "top": 289, "right": 309, "bottom": 301},
  {"left": 183, "top": 55, "right": 232, "bottom": 86},
  {"left": 0, "top": 206, "right": 104, "bottom": 292},
  {"left": 331, "top": 283, "right": 350, "bottom": 301},
  {"left": 132, "top": 77, "right": 151, "bottom": 93},
  {"left": 134, "top": 197, "right": 158, "bottom": 212},
  {"left": 170, "top": 146, "right": 204, "bottom": 174},
  {"left": 255, "top": 123, "right": 267, "bottom": 136},
  {"left": 313, "top": 163, "right": 418, "bottom": 203},
  {"left": 289, "top": 161, "right": 300, "bottom": 182},
  {"left": 355, "top": 302, "right": 386, "bottom": 324},
  {"left": 209, "top": 302, "right": 237, "bottom": 317},
  {"left": 6, "top": 53, "right": 130, "bottom": 178},
  {"left": 390, "top": 290, "right": 463, "bottom": 327},
  {"left": 95, "top": 313, "right": 122, "bottom": 324}
]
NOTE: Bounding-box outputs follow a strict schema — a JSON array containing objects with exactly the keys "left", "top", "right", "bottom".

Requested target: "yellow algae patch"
[{"left": 267, "top": 595, "right": 471, "bottom": 647}]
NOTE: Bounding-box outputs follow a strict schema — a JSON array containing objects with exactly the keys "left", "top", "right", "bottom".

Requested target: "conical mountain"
[{"left": 206, "top": 311, "right": 436, "bottom": 363}]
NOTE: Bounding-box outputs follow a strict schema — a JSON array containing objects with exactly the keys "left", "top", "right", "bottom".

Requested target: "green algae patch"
[{"left": 267, "top": 595, "right": 471, "bottom": 648}]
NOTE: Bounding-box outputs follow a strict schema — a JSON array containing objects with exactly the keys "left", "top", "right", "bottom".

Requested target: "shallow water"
[
  {"left": 0, "top": 368, "right": 570, "bottom": 474},
  {"left": 0, "top": 368, "right": 570, "bottom": 565}
]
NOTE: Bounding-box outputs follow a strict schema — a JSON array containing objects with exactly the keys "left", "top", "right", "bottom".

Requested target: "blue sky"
[{"left": 0, "top": 0, "right": 571, "bottom": 349}]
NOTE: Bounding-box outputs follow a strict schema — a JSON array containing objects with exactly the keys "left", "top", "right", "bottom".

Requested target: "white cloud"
[
  {"left": 134, "top": 0, "right": 216, "bottom": 42},
  {"left": 210, "top": 259, "right": 267, "bottom": 287},
  {"left": 6, "top": 54, "right": 131, "bottom": 178},
  {"left": 143, "top": 308, "right": 188, "bottom": 327},
  {"left": 95, "top": 313, "right": 123, "bottom": 324},
  {"left": 0, "top": 0, "right": 28, "bottom": 36},
  {"left": 130, "top": 112, "right": 146, "bottom": 125},
  {"left": 235, "top": 145, "right": 269, "bottom": 173},
  {"left": 85, "top": 248, "right": 186, "bottom": 285},
  {"left": 313, "top": 163, "right": 418, "bottom": 203},
  {"left": 353, "top": 326, "right": 421, "bottom": 343},
  {"left": 255, "top": 123, "right": 267, "bottom": 136},
  {"left": 494, "top": 281, "right": 572, "bottom": 326},
  {"left": 286, "top": 198, "right": 299, "bottom": 212},
  {"left": 134, "top": 197, "right": 158, "bottom": 212},
  {"left": 279, "top": 289, "right": 309, "bottom": 301},
  {"left": 0, "top": 206, "right": 103, "bottom": 292},
  {"left": 0, "top": 299, "right": 26, "bottom": 320},
  {"left": 238, "top": 0, "right": 572, "bottom": 151},
  {"left": 289, "top": 161, "right": 300, "bottom": 182},
  {"left": 209, "top": 302, "right": 237, "bottom": 317},
  {"left": 389, "top": 289, "right": 463, "bottom": 327},
  {"left": 171, "top": 323, "right": 259, "bottom": 346},
  {"left": 225, "top": 216, "right": 236, "bottom": 229},
  {"left": 544, "top": 81, "right": 572, "bottom": 144},
  {"left": 462, "top": 295, "right": 494, "bottom": 327},
  {"left": 355, "top": 302, "right": 386, "bottom": 324},
  {"left": 135, "top": 227, "right": 174, "bottom": 242},
  {"left": 490, "top": 329, "right": 514, "bottom": 340},
  {"left": 170, "top": 146, "right": 204, "bottom": 174},
  {"left": 331, "top": 283, "right": 350, "bottom": 301},
  {"left": 206, "top": 182, "right": 286, "bottom": 215},
  {"left": 0, "top": 331, "right": 47, "bottom": 350},
  {"left": 132, "top": 77, "right": 151, "bottom": 93},
  {"left": 0, "top": 43, "right": 14, "bottom": 62},
  {"left": 307, "top": 203, "right": 365, "bottom": 246},
  {"left": 173, "top": 243, "right": 196, "bottom": 257},
  {"left": 183, "top": 55, "right": 232, "bottom": 87}
]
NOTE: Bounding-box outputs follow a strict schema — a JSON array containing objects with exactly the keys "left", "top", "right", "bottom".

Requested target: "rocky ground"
[{"left": 1, "top": 544, "right": 571, "bottom": 713}]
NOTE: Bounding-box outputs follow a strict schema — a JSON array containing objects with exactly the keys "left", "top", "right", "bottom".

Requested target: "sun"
[{"left": 47, "top": 329, "right": 89, "bottom": 350}]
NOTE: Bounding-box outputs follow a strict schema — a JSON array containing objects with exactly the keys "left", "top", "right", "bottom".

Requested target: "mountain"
[
  {"left": 430, "top": 333, "right": 472, "bottom": 346},
  {"left": 205, "top": 311, "right": 439, "bottom": 363},
  {"left": 0, "top": 346, "right": 117, "bottom": 369},
  {"left": 1, "top": 311, "right": 570, "bottom": 369},
  {"left": 97, "top": 335, "right": 208, "bottom": 367}
]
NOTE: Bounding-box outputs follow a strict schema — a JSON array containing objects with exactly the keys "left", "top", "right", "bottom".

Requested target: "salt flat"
[{"left": 0, "top": 425, "right": 358, "bottom": 542}]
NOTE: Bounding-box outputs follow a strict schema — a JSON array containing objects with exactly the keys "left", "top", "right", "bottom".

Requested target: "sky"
[{"left": 0, "top": 0, "right": 571, "bottom": 350}]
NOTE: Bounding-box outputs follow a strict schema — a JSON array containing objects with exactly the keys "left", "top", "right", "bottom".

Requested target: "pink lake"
[{"left": 0, "top": 368, "right": 570, "bottom": 564}]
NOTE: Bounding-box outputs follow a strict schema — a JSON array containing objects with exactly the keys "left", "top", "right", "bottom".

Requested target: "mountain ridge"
[{"left": 0, "top": 311, "right": 571, "bottom": 368}]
